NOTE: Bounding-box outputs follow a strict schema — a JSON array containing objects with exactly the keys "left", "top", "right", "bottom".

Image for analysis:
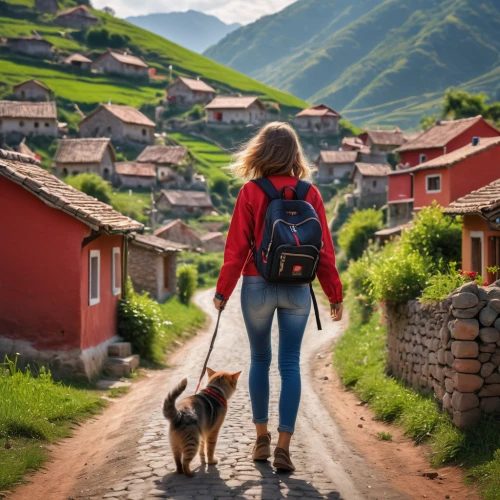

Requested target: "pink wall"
[{"left": 388, "top": 172, "right": 412, "bottom": 202}]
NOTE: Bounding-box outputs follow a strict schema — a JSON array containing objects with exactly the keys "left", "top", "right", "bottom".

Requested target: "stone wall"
[{"left": 387, "top": 281, "right": 500, "bottom": 429}]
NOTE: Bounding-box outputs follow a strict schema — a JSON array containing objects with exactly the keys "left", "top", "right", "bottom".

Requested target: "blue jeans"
[{"left": 241, "top": 276, "right": 311, "bottom": 434}]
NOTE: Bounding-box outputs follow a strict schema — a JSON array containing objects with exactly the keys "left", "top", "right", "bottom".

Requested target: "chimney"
[{"left": 472, "top": 137, "right": 480, "bottom": 146}]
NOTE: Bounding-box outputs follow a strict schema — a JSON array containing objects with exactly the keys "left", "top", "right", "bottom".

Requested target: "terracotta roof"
[
  {"left": 8, "top": 36, "right": 52, "bottom": 46},
  {"left": 132, "top": 234, "right": 186, "bottom": 253},
  {"left": 0, "top": 149, "right": 143, "bottom": 234},
  {"left": 65, "top": 53, "right": 92, "bottom": 64},
  {"left": 401, "top": 137, "right": 500, "bottom": 175},
  {"left": 13, "top": 79, "right": 49, "bottom": 91},
  {"left": 96, "top": 49, "right": 148, "bottom": 69},
  {"left": 136, "top": 145, "right": 187, "bottom": 165},
  {"left": 318, "top": 150, "right": 358, "bottom": 164},
  {"left": 115, "top": 162, "right": 156, "bottom": 177},
  {"left": 363, "top": 128, "right": 406, "bottom": 147},
  {"left": 56, "top": 5, "right": 98, "bottom": 19},
  {"left": 200, "top": 232, "right": 224, "bottom": 241},
  {"left": 205, "top": 96, "right": 264, "bottom": 110},
  {"left": 81, "top": 104, "right": 155, "bottom": 127},
  {"left": 396, "top": 116, "right": 498, "bottom": 153},
  {"left": 159, "top": 189, "right": 213, "bottom": 208},
  {"left": 153, "top": 218, "right": 184, "bottom": 235},
  {"left": 352, "top": 162, "right": 391, "bottom": 178},
  {"left": 171, "top": 77, "right": 215, "bottom": 93},
  {"left": 0, "top": 101, "right": 57, "bottom": 119},
  {"left": 54, "top": 138, "right": 115, "bottom": 164},
  {"left": 445, "top": 179, "right": 500, "bottom": 216},
  {"left": 296, "top": 104, "right": 340, "bottom": 118}
]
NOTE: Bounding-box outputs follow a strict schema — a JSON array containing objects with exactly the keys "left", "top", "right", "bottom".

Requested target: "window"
[
  {"left": 62, "top": 167, "right": 68, "bottom": 177},
  {"left": 34, "top": 122, "right": 39, "bottom": 128},
  {"left": 89, "top": 250, "right": 100, "bottom": 306},
  {"left": 471, "top": 231, "right": 483, "bottom": 276},
  {"left": 103, "top": 168, "right": 110, "bottom": 180},
  {"left": 163, "top": 254, "right": 171, "bottom": 290},
  {"left": 372, "top": 180, "right": 377, "bottom": 188},
  {"left": 142, "top": 128, "right": 147, "bottom": 136},
  {"left": 107, "top": 126, "right": 112, "bottom": 133},
  {"left": 45, "top": 122, "right": 50, "bottom": 127},
  {"left": 426, "top": 174, "right": 441, "bottom": 193},
  {"left": 19, "top": 121, "right": 24, "bottom": 127},
  {"left": 111, "top": 247, "right": 121, "bottom": 295},
  {"left": 328, "top": 167, "right": 334, "bottom": 177},
  {"left": 419, "top": 154, "right": 427, "bottom": 164}
]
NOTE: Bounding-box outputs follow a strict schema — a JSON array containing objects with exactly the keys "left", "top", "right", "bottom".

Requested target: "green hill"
[{"left": 205, "top": 0, "right": 500, "bottom": 130}]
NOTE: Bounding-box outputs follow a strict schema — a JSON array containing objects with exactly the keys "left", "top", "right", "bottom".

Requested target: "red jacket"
[{"left": 216, "top": 175, "right": 343, "bottom": 304}]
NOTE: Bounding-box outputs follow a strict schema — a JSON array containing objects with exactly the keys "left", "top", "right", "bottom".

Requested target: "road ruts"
[{"left": 102, "top": 283, "right": 406, "bottom": 500}]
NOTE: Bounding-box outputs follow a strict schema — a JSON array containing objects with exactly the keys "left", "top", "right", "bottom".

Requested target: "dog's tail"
[{"left": 163, "top": 377, "right": 188, "bottom": 424}]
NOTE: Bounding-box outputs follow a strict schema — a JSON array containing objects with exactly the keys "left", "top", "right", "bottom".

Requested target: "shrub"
[
  {"left": 188, "top": 105, "right": 206, "bottom": 120},
  {"left": 181, "top": 252, "right": 223, "bottom": 288},
  {"left": 338, "top": 208, "right": 383, "bottom": 261},
  {"left": 86, "top": 28, "right": 129, "bottom": 49},
  {"left": 178, "top": 265, "right": 197, "bottom": 305},
  {"left": 210, "top": 174, "right": 230, "bottom": 196},
  {"left": 64, "top": 173, "right": 112, "bottom": 204},
  {"left": 420, "top": 264, "right": 468, "bottom": 303}
]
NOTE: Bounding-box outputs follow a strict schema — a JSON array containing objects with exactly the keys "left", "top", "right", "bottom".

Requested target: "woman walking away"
[{"left": 213, "top": 122, "right": 343, "bottom": 472}]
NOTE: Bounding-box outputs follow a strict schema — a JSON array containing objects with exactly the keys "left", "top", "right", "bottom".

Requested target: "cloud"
[{"left": 91, "top": 0, "right": 297, "bottom": 24}]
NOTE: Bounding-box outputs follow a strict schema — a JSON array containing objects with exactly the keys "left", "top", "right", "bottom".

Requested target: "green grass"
[
  {"left": 377, "top": 431, "right": 392, "bottom": 441},
  {"left": 0, "top": 357, "right": 104, "bottom": 490},
  {"left": 109, "top": 190, "right": 150, "bottom": 225},
  {"left": 159, "top": 297, "right": 206, "bottom": 346},
  {"left": 179, "top": 251, "right": 224, "bottom": 289},
  {"left": 335, "top": 297, "right": 500, "bottom": 499},
  {"left": 108, "top": 386, "right": 130, "bottom": 398}
]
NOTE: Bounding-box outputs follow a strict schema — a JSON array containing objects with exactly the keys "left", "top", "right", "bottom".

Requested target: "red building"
[
  {"left": 0, "top": 149, "right": 143, "bottom": 379},
  {"left": 387, "top": 117, "right": 500, "bottom": 227}
]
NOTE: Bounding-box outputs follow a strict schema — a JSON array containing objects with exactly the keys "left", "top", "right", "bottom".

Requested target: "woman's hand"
[
  {"left": 213, "top": 297, "right": 227, "bottom": 311},
  {"left": 330, "top": 303, "right": 343, "bottom": 322}
]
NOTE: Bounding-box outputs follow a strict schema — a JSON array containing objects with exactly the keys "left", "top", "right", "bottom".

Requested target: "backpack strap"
[
  {"left": 295, "top": 180, "right": 312, "bottom": 200},
  {"left": 252, "top": 178, "right": 280, "bottom": 201}
]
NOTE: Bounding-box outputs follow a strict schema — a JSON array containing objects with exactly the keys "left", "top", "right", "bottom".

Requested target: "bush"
[
  {"left": 210, "top": 174, "right": 230, "bottom": 196},
  {"left": 87, "top": 28, "right": 129, "bottom": 49},
  {"left": 338, "top": 208, "right": 383, "bottom": 261},
  {"left": 181, "top": 252, "right": 223, "bottom": 288},
  {"left": 64, "top": 173, "right": 112, "bottom": 204},
  {"left": 188, "top": 105, "right": 206, "bottom": 120},
  {"left": 178, "top": 265, "right": 197, "bottom": 305}
]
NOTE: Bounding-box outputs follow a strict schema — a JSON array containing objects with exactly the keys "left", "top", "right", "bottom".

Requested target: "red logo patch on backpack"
[{"left": 292, "top": 265, "right": 303, "bottom": 276}]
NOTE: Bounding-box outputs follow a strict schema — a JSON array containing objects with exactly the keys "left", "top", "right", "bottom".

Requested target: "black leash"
[
  {"left": 310, "top": 283, "right": 322, "bottom": 331},
  {"left": 194, "top": 306, "right": 224, "bottom": 394}
]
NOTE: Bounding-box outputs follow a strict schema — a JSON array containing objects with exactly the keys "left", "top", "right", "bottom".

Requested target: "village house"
[
  {"left": 114, "top": 162, "right": 156, "bottom": 188},
  {"left": 136, "top": 145, "right": 190, "bottom": 184},
  {"left": 359, "top": 128, "right": 407, "bottom": 156},
  {"left": 350, "top": 162, "right": 391, "bottom": 209},
  {"left": 129, "top": 234, "right": 185, "bottom": 303},
  {"left": 35, "top": 0, "right": 58, "bottom": 14},
  {"left": 79, "top": 103, "right": 155, "bottom": 144},
  {"left": 388, "top": 136, "right": 500, "bottom": 229},
  {"left": 167, "top": 77, "right": 216, "bottom": 105},
  {"left": 55, "top": 5, "right": 98, "bottom": 29},
  {"left": 445, "top": 179, "right": 500, "bottom": 282},
  {"left": 295, "top": 104, "right": 341, "bottom": 134},
  {"left": 7, "top": 36, "right": 53, "bottom": 58},
  {"left": 315, "top": 150, "right": 358, "bottom": 183},
  {"left": 342, "top": 136, "right": 370, "bottom": 153},
  {"left": 54, "top": 138, "right": 115, "bottom": 179},
  {"left": 0, "top": 101, "right": 58, "bottom": 138},
  {"left": 154, "top": 219, "right": 202, "bottom": 250},
  {"left": 200, "top": 232, "right": 226, "bottom": 252},
  {"left": 205, "top": 96, "right": 266, "bottom": 125},
  {"left": 92, "top": 49, "right": 149, "bottom": 77},
  {"left": 65, "top": 53, "right": 92, "bottom": 70},
  {"left": 0, "top": 149, "right": 143, "bottom": 379},
  {"left": 17, "top": 138, "right": 40, "bottom": 161},
  {"left": 13, "top": 80, "right": 50, "bottom": 101},
  {"left": 157, "top": 189, "right": 213, "bottom": 216}
]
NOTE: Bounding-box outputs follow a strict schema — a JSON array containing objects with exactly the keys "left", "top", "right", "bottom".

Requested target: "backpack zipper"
[
  {"left": 267, "top": 217, "right": 321, "bottom": 259},
  {"left": 279, "top": 252, "right": 316, "bottom": 275}
]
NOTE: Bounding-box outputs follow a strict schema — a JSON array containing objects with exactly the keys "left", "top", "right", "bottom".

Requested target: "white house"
[
  {"left": 205, "top": 96, "right": 266, "bottom": 125},
  {"left": 0, "top": 101, "right": 57, "bottom": 137}
]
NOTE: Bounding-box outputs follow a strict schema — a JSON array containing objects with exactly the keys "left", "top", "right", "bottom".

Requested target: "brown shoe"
[
  {"left": 273, "top": 447, "right": 295, "bottom": 472},
  {"left": 252, "top": 433, "right": 271, "bottom": 461}
]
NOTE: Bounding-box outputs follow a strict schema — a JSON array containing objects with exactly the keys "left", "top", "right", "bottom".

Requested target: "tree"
[
  {"left": 102, "top": 6, "right": 115, "bottom": 16},
  {"left": 442, "top": 89, "right": 488, "bottom": 120},
  {"left": 419, "top": 114, "right": 436, "bottom": 131},
  {"left": 64, "top": 173, "right": 112, "bottom": 204}
]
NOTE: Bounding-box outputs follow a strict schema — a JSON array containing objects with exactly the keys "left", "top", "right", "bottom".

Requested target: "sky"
[{"left": 91, "top": 0, "right": 298, "bottom": 25}]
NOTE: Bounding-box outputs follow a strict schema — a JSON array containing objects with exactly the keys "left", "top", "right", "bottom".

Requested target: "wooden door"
[{"left": 471, "top": 237, "right": 482, "bottom": 274}]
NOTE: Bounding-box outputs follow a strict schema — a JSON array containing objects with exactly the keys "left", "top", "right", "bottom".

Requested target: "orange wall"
[
  {"left": 413, "top": 167, "right": 451, "bottom": 209},
  {"left": 0, "top": 176, "right": 86, "bottom": 350},
  {"left": 80, "top": 235, "right": 123, "bottom": 350},
  {"left": 388, "top": 172, "right": 412, "bottom": 202}
]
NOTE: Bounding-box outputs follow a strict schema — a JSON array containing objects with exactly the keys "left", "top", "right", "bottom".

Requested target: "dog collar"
[{"left": 202, "top": 387, "right": 228, "bottom": 408}]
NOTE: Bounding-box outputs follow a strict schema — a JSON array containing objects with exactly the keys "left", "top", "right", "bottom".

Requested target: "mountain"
[
  {"left": 205, "top": 0, "right": 500, "bottom": 130},
  {"left": 126, "top": 10, "right": 241, "bottom": 54}
]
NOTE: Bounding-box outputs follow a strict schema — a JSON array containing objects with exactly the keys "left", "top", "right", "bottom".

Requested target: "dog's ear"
[
  {"left": 231, "top": 371, "right": 242, "bottom": 381},
  {"left": 206, "top": 367, "right": 216, "bottom": 378}
]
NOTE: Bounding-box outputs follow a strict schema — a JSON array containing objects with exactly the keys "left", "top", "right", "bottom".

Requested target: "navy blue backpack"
[{"left": 252, "top": 177, "right": 323, "bottom": 330}]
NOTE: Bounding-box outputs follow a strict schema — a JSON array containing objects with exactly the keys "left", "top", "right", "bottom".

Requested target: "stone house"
[
  {"left": 200, "top": 232, "right": 225, "bottom": 252},
  {"left": 35, "top": 0, "right": 58, "bottom": 13},
  {"left": 92, "top": 50, "right": 149, "bottom": 77},
  {"left": 65, "top": 53, "right": 92, "bottom": 70},
  {"left": 114, "top": 162, "right": 156, "bottom": 188},
  {"left": 167, "top": 77, "right": 216, "bottom": 105},
  {"left": 136, "top": 145, "right": 190, "bottom": 185},
  {"left": 315, "top": 150, "right": 358, "bottom": 183},
  {"left": 359, "top": 128, "right": 407, "bottom": 155},
  {"left": 295, "top": 104, "right": 340, "bottom": 134},
  {"left": 154, "top": 219, "right": 202, "bottom": 250},
  {"left": 129, "top": 234, "right": 185, "bottom": 303},
  {"left": 157, "top": 189, "right": 213, "bottom": 216},
  {"left": 205, "top": 96, "right": 266, "bottom": 125},
  {"left": 55, "top": 5, "right": 98, "bottom": 29},
  {"left": 13, "top": 80, "right": 51, "bottom": 101},
  {"left": 54, "top": 138, "right": 115, "bottom": 179},
  {"left": 79, "top": 104, "right": 155, "bottom": 144},
  {"left": 342, "top": 136, "right": 370, "bottom": 153},
  {"left": 350, "top": 162, "right": 391, "bottom": 209},
  {"left": 7, "top": 36, "right": 53, "bottom": 58},
  {"left": 0, "top": 101, "right": 58, "bottom": 138},
  {"left": 0, "top": 149, "right": 143, "bottom": 379}
]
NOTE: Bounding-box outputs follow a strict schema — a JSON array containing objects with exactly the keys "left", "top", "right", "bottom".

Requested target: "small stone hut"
[
  {"left": 295, "top": 104, "right": 340, "bottom": 134},
  {"left": 315, "top": 150, "right": 358, "bottom": 183},
  {"left": 157, "top": 189, "right": 213, "bottom": 216},
  {"left": 205, "top": 96, "right": 266, "bottom": 125},
  {"left": 137, "top": 145, "right": 189, "bottom": 184},
  {"left": 92, "top": 50, "right": 149, "bottom": 77},
  {"left": 350, "top": 162, "right": 391, "bottom": 209},
  {"left": 114, "top": 162, "right": 156, "bottom": 189},
  {"left": 167, "top": 77, "right": 216, "bottom": 105},
  {"left": 154, "top": 219, "right": 202, "bottom": 250},
  {"left": 55, "top": 5, "right": 98, "bottom": 29},
  {"left": 65, "top": 53, "right": 92, "bottom": 70},
  {"left": 0, "top": 101, "right": 58, "bottom": 138},
  {"left": 13, "top": 80, "right": 50, "bottom": 101},
  {"left": 7, "top": 37, "right": 53, "bottom": 58}
]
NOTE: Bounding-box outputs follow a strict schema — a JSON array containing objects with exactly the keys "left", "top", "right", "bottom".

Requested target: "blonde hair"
[{"left": 230, "top": 122, "right": 313, "bottom": 181}]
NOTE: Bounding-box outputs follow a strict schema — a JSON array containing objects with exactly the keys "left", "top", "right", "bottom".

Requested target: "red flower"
[{"left": 483, "top": 282, "right": 490, "bottom": 286}]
